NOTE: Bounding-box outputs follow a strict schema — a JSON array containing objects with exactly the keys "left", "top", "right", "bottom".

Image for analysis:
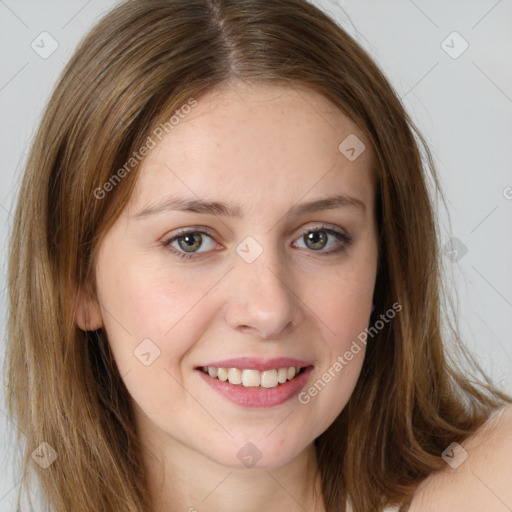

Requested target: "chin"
[{"left": 202, "top": 438, "right": 307, "bottom": 470}]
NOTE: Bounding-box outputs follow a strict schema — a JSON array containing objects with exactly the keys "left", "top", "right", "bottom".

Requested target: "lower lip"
[{"left": 197, "top": 366, "right": 314, "bottom": 408}]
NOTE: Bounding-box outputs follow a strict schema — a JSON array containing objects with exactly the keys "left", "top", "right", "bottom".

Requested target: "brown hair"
[{"left": 5, "top": 0, "right": 511, "bottom": 511}]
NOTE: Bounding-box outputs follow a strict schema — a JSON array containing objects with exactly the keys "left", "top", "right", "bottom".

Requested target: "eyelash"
[
  {"left": 161, "top": 225, "right": 353, "bottom": 261},
  {"left": 162, "top": 225, "right": 353, "bottom": 260}
]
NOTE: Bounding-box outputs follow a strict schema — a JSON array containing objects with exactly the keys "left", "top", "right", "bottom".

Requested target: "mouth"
[{"left": 194, "top": 358, "right": 314, "bottom": 408}]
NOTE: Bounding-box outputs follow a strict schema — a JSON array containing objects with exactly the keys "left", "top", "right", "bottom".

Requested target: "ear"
[{"left": 73, "top": 282, "right": 103, "bottom": 331}]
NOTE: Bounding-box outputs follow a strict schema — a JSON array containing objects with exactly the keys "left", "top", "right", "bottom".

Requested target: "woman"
[{"left": 5, "top": 0, "right": 512, "bottom": 511}]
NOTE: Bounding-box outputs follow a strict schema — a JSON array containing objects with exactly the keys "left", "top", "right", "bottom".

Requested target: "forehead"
[{"left": 127, "top": 82, "right": 376, "bottom": 217}]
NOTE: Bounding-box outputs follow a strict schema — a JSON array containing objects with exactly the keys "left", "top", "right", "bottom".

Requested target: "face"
[{"left": 80, "top": 81, "right": 379, "bottom": 469}]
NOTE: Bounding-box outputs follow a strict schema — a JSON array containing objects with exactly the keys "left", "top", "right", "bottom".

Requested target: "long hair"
[{"left": 5, "top": 1, "right": 511, "bottom": 511}]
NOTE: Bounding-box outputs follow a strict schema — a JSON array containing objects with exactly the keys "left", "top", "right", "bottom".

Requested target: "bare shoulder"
[{"left": 408, "top": 404, "right": 512, "bottom": 512}]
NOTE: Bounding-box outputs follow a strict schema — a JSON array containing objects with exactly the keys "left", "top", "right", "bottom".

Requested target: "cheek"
[
  {"left": 95, "top": 253, "right": 214, "bottom": 377},
  {"left": 306, "top": 256, "right": 376, "bottom": 344},
  {"left": 94, "top": 261, "right": 212, "bottom": 424},
  {"left": 301, "top": 350, "right": 365, "bottom": 432},
  {"left": 297, "top": 255, "right": 374, "bottom": 413},
  {"left": 297, "top": 277, "right": 370, "bottom": 430}
]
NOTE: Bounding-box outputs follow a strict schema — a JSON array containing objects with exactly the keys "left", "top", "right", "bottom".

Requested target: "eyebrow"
[{"left": 133, "top": 193, "right": 366, "bottom": 219}]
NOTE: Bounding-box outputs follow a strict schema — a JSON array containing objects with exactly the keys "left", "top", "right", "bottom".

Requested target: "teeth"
[
  {"left": 202, "top": 366, "right": 303, "bottom": 388},
  {"left": 261, "top": 369, "right": 278, "bottom": 388},
  {"left": 227, "top": 368, "right": 242, "bottom": 385},
  {"left": 242, "top": 369, "right": 261, "bottom": 387}
]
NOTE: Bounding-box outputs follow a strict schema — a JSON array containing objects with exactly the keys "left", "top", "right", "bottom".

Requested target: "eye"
[
  {"left": 293, "top": 225, "right": 353, "bottom": 255},
  {"left": 162, "top": 228, "right": 218, "bottom": 260}
]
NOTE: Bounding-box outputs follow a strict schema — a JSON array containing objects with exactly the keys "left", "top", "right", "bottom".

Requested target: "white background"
[{"left": 1, "top": 1, "right": 511, "bottom": 509}]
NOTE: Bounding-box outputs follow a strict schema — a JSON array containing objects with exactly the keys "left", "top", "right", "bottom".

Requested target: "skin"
[
  {"left": 408, "top": 404, "right": 512, "bottom": 512},
  {"left": 76, "top": 80, "right": 512, "bottom": 511},
  {"left": 77, "top": 80, "right": 380, "bottom": 511}
]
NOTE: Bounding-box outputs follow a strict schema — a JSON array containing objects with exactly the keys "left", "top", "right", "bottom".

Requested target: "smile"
[
  {"left": 200, "top": 366, "right": 305, "bottom": 388},
  {"left": 196, "top": 363, "right": 314, "bottom": 408}
]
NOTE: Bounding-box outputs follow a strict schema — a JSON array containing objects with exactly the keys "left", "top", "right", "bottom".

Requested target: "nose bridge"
[{"left": 223, "top": 236, "right": 301, "bottom": 339}]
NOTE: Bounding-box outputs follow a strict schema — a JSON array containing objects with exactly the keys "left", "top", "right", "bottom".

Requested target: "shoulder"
[{"left": 408, "top": 404, "right": 512, "bottom": 512}]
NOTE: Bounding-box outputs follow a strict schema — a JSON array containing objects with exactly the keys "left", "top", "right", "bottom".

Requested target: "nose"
[{"left": 222, "top": 247, "right": 304, "bottom": 340}]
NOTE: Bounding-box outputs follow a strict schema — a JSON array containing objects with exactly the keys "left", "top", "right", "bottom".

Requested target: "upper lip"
[{"left": 196, "top": 357, "right": 314, "bottom": 372}]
